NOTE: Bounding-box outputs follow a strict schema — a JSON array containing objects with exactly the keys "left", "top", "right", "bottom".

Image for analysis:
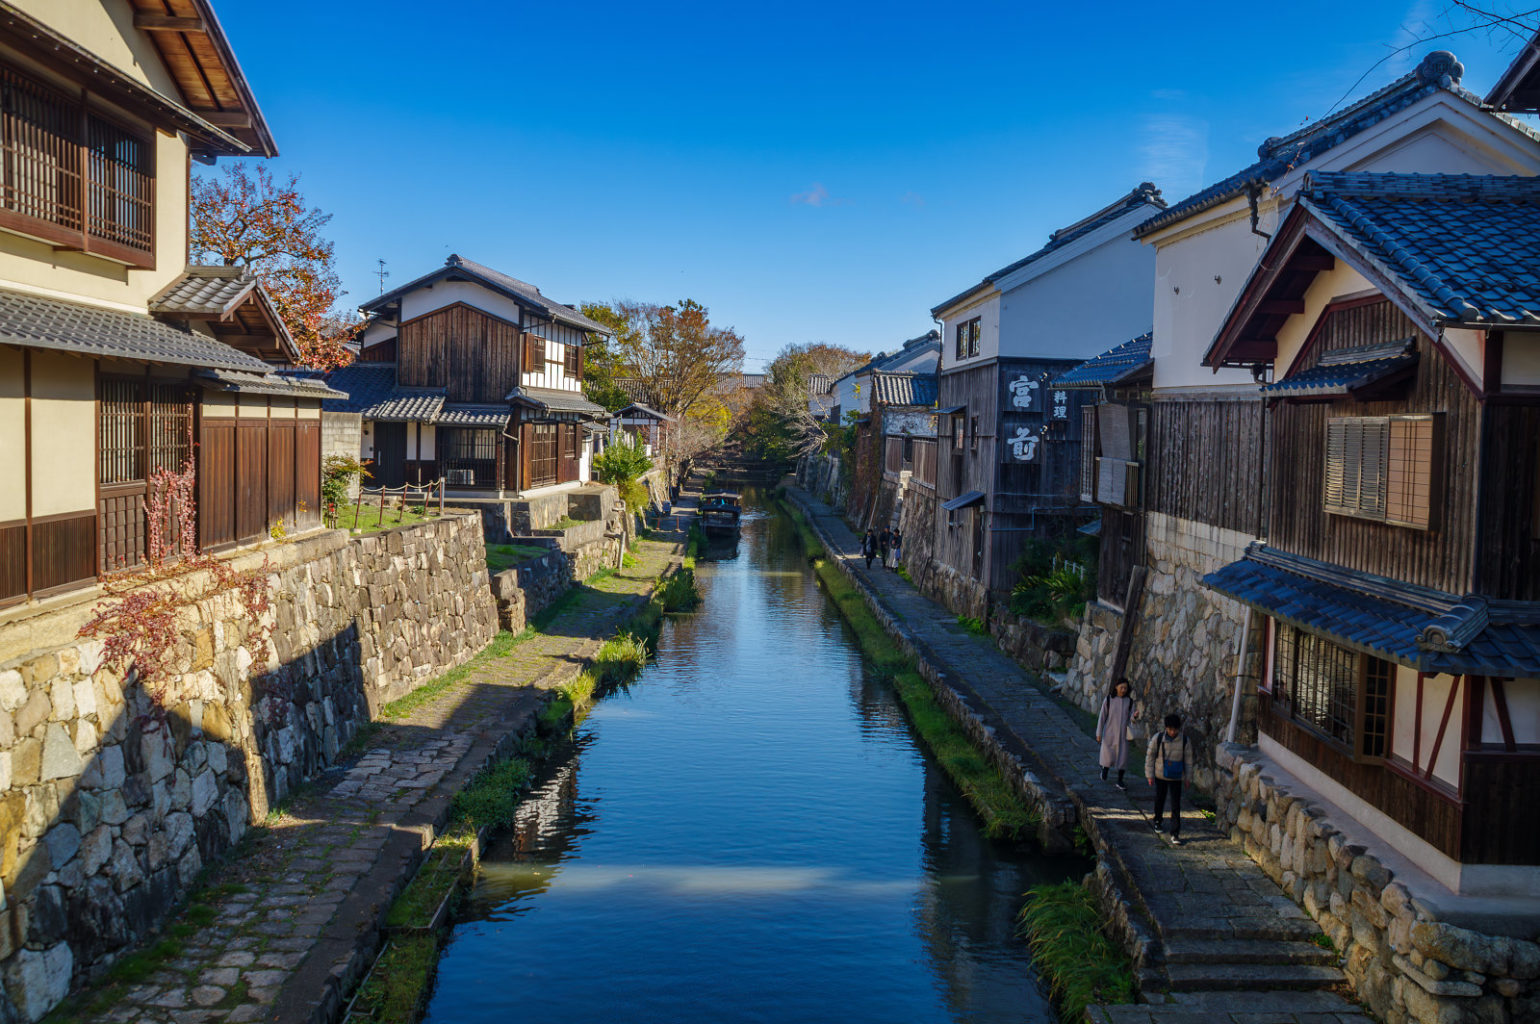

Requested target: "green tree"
[{"left": 578, "top": 303, "right": 638, "bottom": 412}]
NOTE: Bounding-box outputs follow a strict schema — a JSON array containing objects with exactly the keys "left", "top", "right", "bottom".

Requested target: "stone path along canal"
[{"left": 424, "top": 494, "right": 1084, "bottom": 1024}]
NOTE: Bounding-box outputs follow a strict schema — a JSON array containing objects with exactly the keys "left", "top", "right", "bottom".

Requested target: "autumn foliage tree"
[
  {"left": 191, "top": 163, "right": 358, "bottom": 369},
  {"left": 585, "top": 299, "right": 747, "bottom": 419}
]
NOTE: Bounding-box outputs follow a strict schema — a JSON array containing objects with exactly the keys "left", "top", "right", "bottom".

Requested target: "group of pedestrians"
[
  {"left": 860, "top": 527, "right": 902, "bottom": 570},
  {"left": 1095, "top": 676, "right": 1191, "bottom": 846}
]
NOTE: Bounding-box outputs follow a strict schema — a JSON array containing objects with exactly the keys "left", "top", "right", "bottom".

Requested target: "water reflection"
[{"left": 425, "top": 493, "right": 1082, "bottom": 1024}]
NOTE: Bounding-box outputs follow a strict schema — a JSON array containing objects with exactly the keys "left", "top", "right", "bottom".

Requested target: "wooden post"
[
  {"left": 353, "top": 486, "right": 364, "bottom": 532},
  {"left": 1107, "top": 564, "right": 1148, "bottom": 697},
  {"left": 438, "top": 478, "right": 444, "bottom": 516},
  {"left": 377, "top": 488, "right": 385, "bottom": 530}
]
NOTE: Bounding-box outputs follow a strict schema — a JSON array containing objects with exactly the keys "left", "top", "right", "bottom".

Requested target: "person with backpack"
[
  {"left": 889, "top": 528, "right": 903, "bottom": 569},
  {"left": 1145, "top": 713, "right": 1190, "bottom": 845},
  {"left": 1095, "top": 677, "right": 1138, "bottom": 789},
  {"left": 862, "top": 530, "right": 878, "bottom": 569}
]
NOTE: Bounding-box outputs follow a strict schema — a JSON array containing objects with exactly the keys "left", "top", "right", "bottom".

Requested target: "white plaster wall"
[
  {"left": 834, "top": 371, "right": 868, "bottom": 416},
  {"left": 879, "top": 343, "right": 941, "bottom": 376},
  {"left": 417, "top": 424, "right": 435, "bottom": 460},
  {"left": 0, "top": 347, "right": 23, "bottom": 521},
  {"left": 1483, "top": 678, "right": 1540, "bottom": 745},
  {"left": 1391, "top": 664, "right": 1419, "bottom": 765},
  {"left": 359, "top": 321, "right": 395, "bottom": 353},
  {"left": 399, "top": 280, "right": 526, "bottom": 328},
  {"left": 28, "top": 350, "right": 94, "bottom": 517},
  {"left": 297, "top": 401, "right": 320, "bottom": 420},
  {"left": 203, "top": 391, "right": 236, "bottom": 416},
  {"left": 997, "top": 215, "right": 1155, "bottom": 363},
  {"left": 361, "top": 420, "right": 374, "bottom": 460},
  {"left": 1441, "top": 328, "right": 1485, "bottom": 385},
  {"left": 236, "top": 394, "right": 266, "bottom": 419},
  {"left": 1505, "top": 336, "right": 1540, "bottom": 388},
  {"left": 1272, "top": 263, "right": 1377, "bottom": 374},
  {"left": 937, "top": 293, "right": 1000, "bottom": 373},
  {"left": 520, "top": 346, "right": 582, "bottom": 392},
  {"left": 13, "top": 0, "right": 182, "bottom": 95}
]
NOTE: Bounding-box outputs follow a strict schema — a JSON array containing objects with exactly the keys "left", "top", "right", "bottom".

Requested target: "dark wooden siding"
[
  {"left": 1475, "top": 404, "right": 1540, "bottom": 600},
  {"left": 31, "top": 512, "right": 95, "bottom": 593},
  {"left": 199, "top": 419, "right": 236, "bottom": 548},
  {"left": 267, "top": 421, "right": 296, "bottom": 525},
  {"left": 236, "top": 420, "right": 267, "bottom": 541},
  {"left": 1098, "top": 508, "right": 1143, "bottom": 606},
  {"left": 398, "top": 303, "right": 521, "bottom": 402},
  {"left": 1148, "top": 395, "right": 1265, "bottom": 534},
  {"left": 1269, "top": 313, "right": 1475, "bottom": 594},
  {"left": 98, "top": 488, "right": 145, "bottom": 573},
  {"left": 1463, "top": 752, "right": 1540, "bottom": 864},
  {"left": 295, "top": 419, "right": 321, "bottom": 530},
  {"left": 0, "top": 520, "right": 24, "bottom": 603}
]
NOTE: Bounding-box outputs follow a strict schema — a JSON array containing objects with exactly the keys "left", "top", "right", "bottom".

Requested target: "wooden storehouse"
[
  {"left": 330, "top": 255, "right": 611, "bottom": 495},
  {"left": 1202, "top": 172, "right": 1540, "bottom": 894},
  {"left": 927, "top": 184, "right": 1162, "bottom": 613}
]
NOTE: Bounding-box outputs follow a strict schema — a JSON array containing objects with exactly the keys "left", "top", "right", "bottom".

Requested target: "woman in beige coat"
[{"left": 1095, "top": 678, "right": 1138, "bottom": 789}]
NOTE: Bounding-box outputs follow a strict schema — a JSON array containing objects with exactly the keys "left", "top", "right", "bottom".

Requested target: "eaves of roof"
[{"left": 359, "top": 255, "right": 610, "bottom": 335}]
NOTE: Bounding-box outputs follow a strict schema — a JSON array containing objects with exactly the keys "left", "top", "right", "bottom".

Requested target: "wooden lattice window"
[
  {"left": 1325, "top": 415, "right": 1439, "bottom": 529},
  {"left": 530, "top": 423, "right": 557, "bottom": 487},
  {"left": 148, "top": 385, "right": 193, "bottom": 473},
  {"left": 1080, "top": 405, "right": 1098, "bottom": 503},
  {"left": 99, "top": 378, "right": 144, "bottom": 484},
  {"left": 441, "top": 428, "right": 498, "bottom": 488},
  {"left": 564, "top": 341, "right": 581, "bottom": 377},
  {"left": 1273, "top": 624, "right": 1393, "bottom": 761},
  {"left": 524, "top": 333, "right": 545, "bottom": 370},
  {"left": 564, "top": 422, "right": 579, "bottom": 461},
  {"left": 0, "top": 61, "right": 153, "bottom": 262}
]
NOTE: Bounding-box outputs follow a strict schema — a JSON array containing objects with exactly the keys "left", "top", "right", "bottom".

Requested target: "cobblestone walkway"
[
  {"left": 53, "top": 534, "right": 682, "bottom": 1024},
  {"left": 785, "top": 487, "right": 1373, "bottom": 1024}
]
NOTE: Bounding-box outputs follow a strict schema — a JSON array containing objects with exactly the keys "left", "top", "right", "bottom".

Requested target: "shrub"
[
  {"left": 593, "top": 432, "right": 654, "bottom": 510},
  {"left": 1017, "top": 881, "right": 1135, "bottom": 1022},
  {"left": 659, "top": 567, "right": 700, "bottom": 612},
  {"left": 1008, "top": 534, "right": 1096, "bottom": 624},
  {"left": 594, "top": 631, "right": 648, "bottom": 683},
  {"left": 321, "top": 454, "right": 371, "bottom": 522}
]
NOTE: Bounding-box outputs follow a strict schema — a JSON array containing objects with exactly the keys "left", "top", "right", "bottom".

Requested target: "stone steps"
[
  {"left": 1163, "top": 962, "right": 1347, "bottom": 992},
  {"left": 1086, "top": 988, "right": 1374, "bottom": 1023},
  {"left": 1161, "top": 937, "right": 1337, "bottom": 966},
  {"left": 1160, "top": 917, "right": 1322, "bottom": 943}
]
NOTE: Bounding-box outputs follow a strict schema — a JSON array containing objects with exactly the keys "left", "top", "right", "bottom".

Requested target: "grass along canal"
[{"left": 422, "top": 493, "right": 1084, "bottom": 1024}]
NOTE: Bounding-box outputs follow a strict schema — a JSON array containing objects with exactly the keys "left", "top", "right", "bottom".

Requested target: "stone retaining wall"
[
  {"left": 1065, "top": 511, "right": 1260, "bottom": 789},
  {"left": 489, "top": 546, "right": 571, "bottom": 633},
  {"left": 0, "top": 514, "right": 497, "bottom": 1022},
  {"left": 986, "top": 610, "right": 1076, "bottom": 677},
  {"left": 1213, "top": 743, "right": 1540, "bottom": 1024}
]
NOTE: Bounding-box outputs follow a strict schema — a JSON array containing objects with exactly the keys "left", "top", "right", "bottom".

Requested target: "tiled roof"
[
  {"left": 195, "top": 369, "right": 347, "bottom": 400},
  {"left": 1133, "top": 51, "right": 1499, "bottom": 239},
  {"left": 322, "top": 364, "right": 399, "bottom": 414},
  {"left": 1204, "top": 546, "right": 1540, "bottom": 676},
  {"left": 149, "top": 267, "right": 258, "bottom": 317},
  {"left": 1054, "top": 333, "right": 1153, "bottom": 388},
  {"left": 1262, "top": 340, "right": 1417, "bottom": 398},
  {"left": 615, "top": 402, "right": 674, "bottom": 421},
  {"left": 0, "top": 288, "right": 272, "bottom": 373},
  {"left": 871, "top": 371, "right": 937, "bottom": 407},
  {"left": 808, "top": 373, "right": 833, "bottom": 395},
  {"left": 506, "top": 385, "right": 609, "bottom": 417},
  {"left": 367, "top": 388, "right": 445, "bottom": 422},
  {"left": 359, "top": 254, "right": 610, "bottom": 335},
  {"left": 933, "top": 185, "right": 1165, "bottom": 314},
  {"left": 1299, "top": 172, "right": 1540, "bottom": 327},
  {"left": 941, "top": 490, "right": 985, "bottom": 512},
  {"left": 437, "top": 404, "right": 511, "bottom": 427}
]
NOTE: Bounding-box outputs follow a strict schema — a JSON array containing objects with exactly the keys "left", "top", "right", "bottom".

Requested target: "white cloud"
[
  {"left": 1138, "top": 113, "right": 1209, "bottom": 201},
  {"left": 790, "top": 182, "right": 846, "bottom": 207}
]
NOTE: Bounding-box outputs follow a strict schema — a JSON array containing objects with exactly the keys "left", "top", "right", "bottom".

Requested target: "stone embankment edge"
[
  {"left": 779, "top": 489, "right": 1078, "bottom": 852},
  {"left": 300, "top": 546, "right": 688, "bottom": 1024},
  {"left": 780, "top": 488, "right": 1166, "bottom": 988}
]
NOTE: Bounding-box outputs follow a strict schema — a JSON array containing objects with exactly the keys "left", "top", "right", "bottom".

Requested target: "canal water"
[{"left": 424, "top": 496, "right": 1081, "bottom": 1024}]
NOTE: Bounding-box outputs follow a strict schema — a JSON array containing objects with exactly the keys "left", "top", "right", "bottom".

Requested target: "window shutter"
[
  {"left": 1324, "top": 419, "right": 1347, "bottom": 512},
  {"left": 1097, "top": 457, "right": 1127, "bottom": 506},
  {"left": 525, "top": 334, "right": 545, "bottom": 369},
  {"left": 1360, "top": 419, "right": 1388, "bottom": 517},
  {"left": 1341, "top": 419, "right": 1364, "bottom": 512},
  {"left": 1386, "top": 415, "right": 1438, "bottom": 529},
  {"left": 1080, "top": 405, "right": 1098, "bottom": 503}
]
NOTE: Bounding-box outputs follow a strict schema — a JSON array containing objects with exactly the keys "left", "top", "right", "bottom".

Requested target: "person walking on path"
[
  {"left": 1095, "top": 678, "right": 1138, "bottom": 789},
  {"left": 862, "top": 530, "right": 878, "bottom": 569},
  {"left": 889, "top": 528, "right": 903, "bottom": 569},
  {"left": 1145, "top": 713, "right": 1191, "bottom": 845},
  {"left": 878, "top": 528, "right": 891, "bottom": 569}
]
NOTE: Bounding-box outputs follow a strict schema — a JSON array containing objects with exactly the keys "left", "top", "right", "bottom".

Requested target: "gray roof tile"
[
  {"left": 1054, "top": 333, "right": 1153, "bottom": 388},
  {"left": 360, "top": 254, "right": 610, "bottom": 335},
  {"left": 506, "top": 385, "right": 609, "bottom": 417},
  {"left": 437, "top": 404, "right": 511, "bottom": 427},
  {"left": 195, "top": 368, "right": 346, "bottom": 400},
  {"left": 149, "top": 266, "right": 258, "bottom": 317},
  {"left": 870, "top": 372, "right": 938, "bottom": 407},
  {"left": 1300, "top": 172, "right": 1540, "bottom": 327},
  {"left": 0, "top": 288, "right": 272, "bottom": 373}
]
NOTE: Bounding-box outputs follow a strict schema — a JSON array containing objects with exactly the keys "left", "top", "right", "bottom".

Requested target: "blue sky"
[{"left": 214, "top": 1, "right": 1536, "bottom": 369}]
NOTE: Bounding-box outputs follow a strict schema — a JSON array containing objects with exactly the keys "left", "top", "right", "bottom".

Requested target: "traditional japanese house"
[
  {"left": 926, "top": 184, "right": 1163, "bottom": 617},
  {"left": 1084, "top": 51, "right": 1540, "bottom": 767},
  {"left": 611, "top": 402, "right": 675, "bottom": 455},
  {"left": 1201, "top": 171, "right": 1540, "bottom": 894},
  {"left": 1053, "top": 333, "right": 1154, "bottom": 607},
  {"left": 330, "top": 255, "right": 611, "bottom": 495},
  {"left": 826, "top": 331, "right": 938, "bottom": 424},
  {"left": 0, "top": 1, "right": 342, "bottom": 608}
]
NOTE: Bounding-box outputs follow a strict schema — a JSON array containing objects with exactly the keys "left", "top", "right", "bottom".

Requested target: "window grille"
[
  {"left": 564, "top": 342, "right": 581, "bottom": 377},
  {"left": 99, "top": 378, "right": 144, "bottom": 484},
  {"left": 147, "top": 385, "right": 193, "bottom": 474},
  {"left": 441, "top": 428, "right": 498, "bottom": 488},
  {"left": 1325, "top": 415, "right": 1437, "bottom": 528},
  {"left": 1272, "top": 623, "right": 1393, "bottom": 759},
  {"left": 0, "top": 62, "right": 152, "bottom": 258},
  {"left": 1361, "top": 658, "right": 1392, "bottom": 760}
]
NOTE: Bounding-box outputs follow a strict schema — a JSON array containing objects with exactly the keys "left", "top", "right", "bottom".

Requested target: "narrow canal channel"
[{"left": 425, "top": 495, "right": 1082, "bottom": 1023}]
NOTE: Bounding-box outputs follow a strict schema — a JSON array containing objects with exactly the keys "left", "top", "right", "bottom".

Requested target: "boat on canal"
[{"left": 699, "top": 491, "right": 742, "bottom": 535}]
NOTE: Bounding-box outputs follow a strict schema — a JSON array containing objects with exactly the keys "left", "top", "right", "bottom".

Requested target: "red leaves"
[{"left": 191, "top": 163, "right": 360, "bottom": 371}]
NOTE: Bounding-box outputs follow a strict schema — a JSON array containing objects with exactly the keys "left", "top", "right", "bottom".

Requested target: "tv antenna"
[{"left": 374, "top": 259, "right": 390, "bottom": 292}]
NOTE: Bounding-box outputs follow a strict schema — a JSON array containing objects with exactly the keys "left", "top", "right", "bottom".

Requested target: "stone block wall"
[
  {"left": 796, "top": 453, "right": 846, "bottom": 511},
  {"left": 987, "top": 610, "right": 1077, "bottom": 676},
  {"left": 895, "top": 479, "right": 937, "bottom": 573},
  {"left": 0, "top": 513, "right": 497, "bottom": 1022},
  {"left": 1213, "top": 744, "right": 1540, "bottom": 1024},
  {"left": 1064, "top": 511, "right": 1260, "bottom": 789},
  {"left": 489, "top": 546, "right": 571, "bottom": 633}
]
